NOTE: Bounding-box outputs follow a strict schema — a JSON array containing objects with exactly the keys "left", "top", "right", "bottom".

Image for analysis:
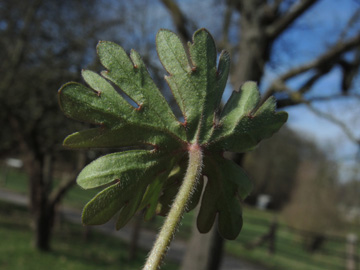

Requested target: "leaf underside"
[{"left": 58, "top": 28, "right": 287, "bottom": 239}]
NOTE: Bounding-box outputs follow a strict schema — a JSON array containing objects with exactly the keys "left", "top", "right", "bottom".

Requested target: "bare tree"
[{"left": 0, "top": 0, "right": 126, "bottom": 251}]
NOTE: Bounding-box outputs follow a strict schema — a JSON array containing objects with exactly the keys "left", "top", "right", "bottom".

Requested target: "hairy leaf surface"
[{"left": 59, "top": 28, "right": 287, "bottom": 239}]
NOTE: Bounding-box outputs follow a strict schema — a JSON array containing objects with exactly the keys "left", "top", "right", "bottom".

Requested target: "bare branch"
[
  {"left": 308, "top": 94, "right": 360, "bottom": 102},
  {"left": 48, "top": 153, "right": 87, "bottom": 208},
  {"left": 339, "top": 47, "right": 360, "bottom": 93},
  {"left": 282, "top": 34, "right": 360, "bottom": 81},
  {"left": 266, "top": 79, "right": 306, "bottom": 107},
  {"left": 305, "top": 103, "right": 359, "bottom": 144},
  {"left": 262, "top": 73, "right": 360, "bottom": 143},
  {"left": 269, "top": 82, "right": 359, "bottom": 144},
  {"left": 338, "top": 9, "right": 360, "bottom": 41},
  {"left": 276, "top": 93, "right": 360, "bottom": 108},
  {"left": 48, "top": 175, "right": 75, "bottom": 208},
  {"left": 263, "top": 33, "right": 360, "bottom": 102},
  {"left": 266, "top": 0, "right": 319, "bottom": 39},
  {"left": 219, "top": 0, "right": 235, "bottom": 49},
  {"left": 160, "top": 0, "right": 191, "bottom": 42},
  {"left": 297, "top": 72, "right": 325, "bottom": 94},
  {"left": 272, "top": 0, "right": 285, "bottom": 12}
]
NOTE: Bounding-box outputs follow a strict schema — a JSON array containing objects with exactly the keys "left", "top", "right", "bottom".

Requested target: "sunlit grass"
[
  {"left": 0, "top": 166, "right": 99, "bottom": 208},
  {"left": 227, "top": 207, "right": 354, "bottom": 270},
  {"left": 0, "top": 200, "right": 178, "bottom": 270}
]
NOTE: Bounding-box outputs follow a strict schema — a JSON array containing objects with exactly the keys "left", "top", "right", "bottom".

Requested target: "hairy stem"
[{"left": 143, "top": 144, "right": 203, "bottom": 270}]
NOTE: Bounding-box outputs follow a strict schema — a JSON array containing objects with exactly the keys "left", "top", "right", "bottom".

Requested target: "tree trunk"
[
  {"left": 180, "top": 213, "right": 215, "bottom": 270},
  {"left": 230, "top": 1, "right": 272, "bottom": 88},
  {"left": 33, "top": 203, "right": 55, "bottom": 251},
  {"left": 27, "top": 153, "right": 55, "bottom": 251},
  {"left": 26, "top": 151, "right": 85, "bottom": 251},
  {"left": 180, "top": 204, "right": 225, "bottom": 270},
  {"left": 205, "top": 225, "right": 224, "bottom": 270}
]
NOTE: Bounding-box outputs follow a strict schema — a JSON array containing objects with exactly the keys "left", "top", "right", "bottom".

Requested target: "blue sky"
[{"left": 261, "top": 0, "right": 360, "bottom": 180}]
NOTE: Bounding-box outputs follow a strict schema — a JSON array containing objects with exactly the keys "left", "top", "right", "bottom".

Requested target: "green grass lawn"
[
  {"left": 0, "top": 166, "right": 100, "bottom": 209},
  {"left": 1, "top": 167, "right": 28, "bottom": 194},
  {"left": 0, "top": 200, "right": 178, "bottom": 270},
  {"left": 227, "top": 207, "right": 349, "bottom": 270},
  {"left": 1, "top": 167, "right": 359, "bottom": 270},
  {"left": 151, "top": 205, "right": 355, "bottom": 270}
]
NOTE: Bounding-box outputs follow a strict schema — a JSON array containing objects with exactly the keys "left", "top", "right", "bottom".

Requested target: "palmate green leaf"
[{"left": 58, "top": 28, "right": 287, "bottom": 239}]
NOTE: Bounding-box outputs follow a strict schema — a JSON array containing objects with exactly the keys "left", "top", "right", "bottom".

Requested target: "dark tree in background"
[
  {"left": 1, "top": 0, "right": 87, "bottom": 251},
  {"left": 0, "top": 0, "right": 126, "bottom": 251},
  {"left": 0, "top": 0, "right": 174, "bottom": 252}
]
